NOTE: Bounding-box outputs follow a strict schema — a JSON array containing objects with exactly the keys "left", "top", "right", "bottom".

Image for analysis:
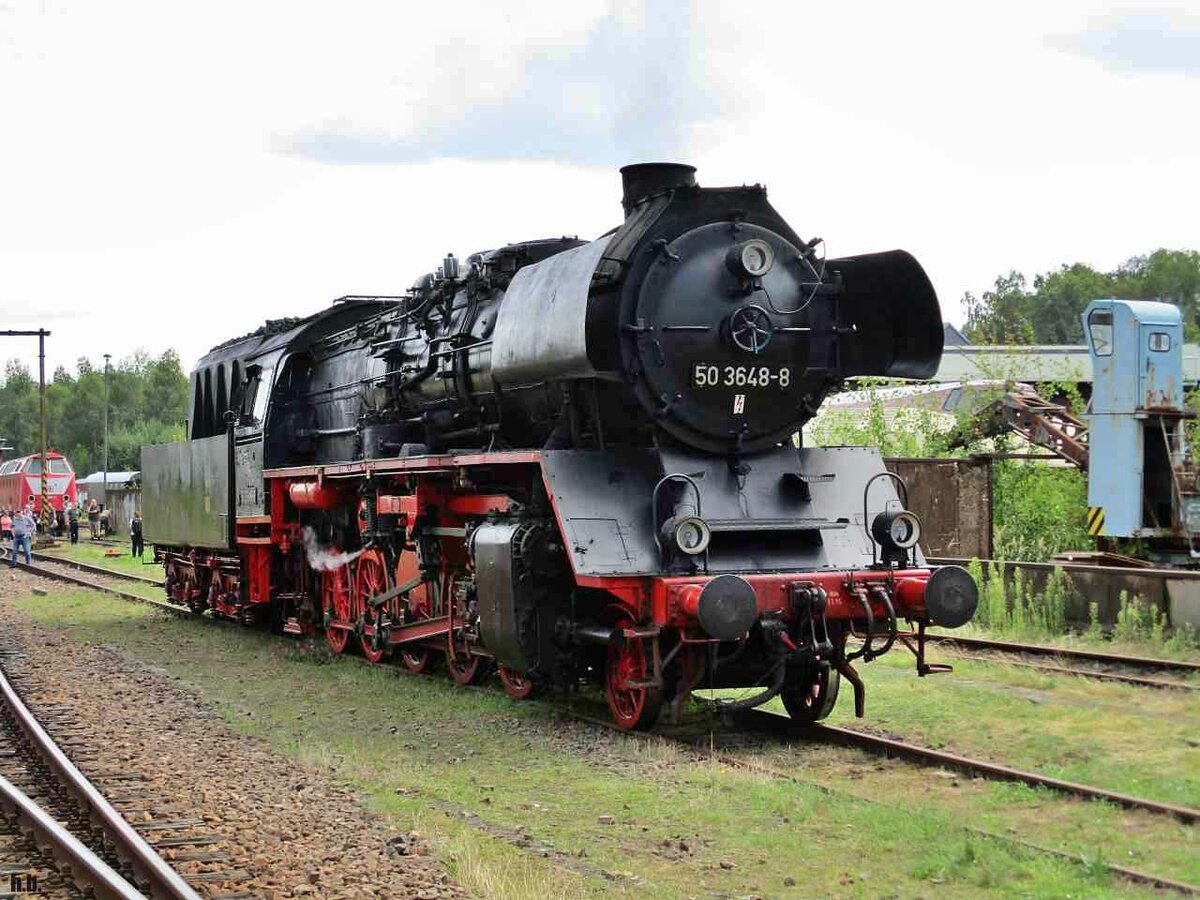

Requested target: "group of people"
[
  {"left": 2, "top": 498, "right": 145, "bottom": 566},
  {"left": 63, "top": 498, "right": 105, "bottom": 543},
  {"left": 0, "top": 505, "right": 37, "bottom": 566}
]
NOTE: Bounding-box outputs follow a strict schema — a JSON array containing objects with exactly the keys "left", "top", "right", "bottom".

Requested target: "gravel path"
[{"left": 0, "top": 570, "right": 470, "bottom": 900}]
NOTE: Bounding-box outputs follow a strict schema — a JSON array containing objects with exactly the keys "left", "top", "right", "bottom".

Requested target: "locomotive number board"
[{"left": 691, "top": 363, "right": 792, "bottom": 389}]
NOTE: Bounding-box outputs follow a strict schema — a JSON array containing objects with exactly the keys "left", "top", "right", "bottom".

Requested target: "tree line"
[
  {"left": 963, "top": 248, "right": 1200, "bottom": 344},
  {"left": 0, "top": 350, "right": 188, "bottom": 477}
]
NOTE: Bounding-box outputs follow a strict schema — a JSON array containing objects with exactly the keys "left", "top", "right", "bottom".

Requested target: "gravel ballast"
[{"left": 0, "top": 571, "right": 469, "bottom": 899}]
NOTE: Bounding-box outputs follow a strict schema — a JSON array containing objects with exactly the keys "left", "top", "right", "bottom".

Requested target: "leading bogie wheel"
[
  {"left": 321, "top": 562, "right": 353, "bottom": 655},
  {"left": 780, "top": 664, "right": 840, "bottom": 725},
  {"left": 605, "top": 619, "right": 662, "bottom": 731}
]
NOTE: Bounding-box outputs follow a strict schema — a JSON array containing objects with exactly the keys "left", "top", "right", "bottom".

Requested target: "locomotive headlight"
[
  {"left": 664, "top": 515, "right": 712, "bottom": 556},
  {"left": 727, "top": 239, "right": 775, "bottom": 278},
  {"left": 871, "top": 509, "right": 922, "bottom": 551}
]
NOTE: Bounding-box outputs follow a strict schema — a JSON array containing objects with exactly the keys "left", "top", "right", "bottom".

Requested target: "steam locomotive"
[{"left": 142, "top": 163, "right": 977, "bottom": 730}]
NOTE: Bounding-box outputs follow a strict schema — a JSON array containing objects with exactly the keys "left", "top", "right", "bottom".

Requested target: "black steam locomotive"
[{"left": 142, "top": 163, "right": 977, "bottom": 730}]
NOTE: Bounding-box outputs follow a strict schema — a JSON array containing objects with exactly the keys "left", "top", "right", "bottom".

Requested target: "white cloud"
[
  {"left": 1048, "top": 7, "right": 1200, "bottom": 76},
  {"left": 275, "top": 0, "right": 718, "bottom": 165}
]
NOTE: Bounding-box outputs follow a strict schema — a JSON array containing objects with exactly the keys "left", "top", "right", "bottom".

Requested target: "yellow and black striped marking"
[{"left": 1087, "top": 506, "right": 1105, "bottom": 536}]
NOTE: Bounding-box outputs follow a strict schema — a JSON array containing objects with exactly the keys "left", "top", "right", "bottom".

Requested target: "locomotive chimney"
[{"left": 620, "top": 162, "right": 697, "bottom": 215}]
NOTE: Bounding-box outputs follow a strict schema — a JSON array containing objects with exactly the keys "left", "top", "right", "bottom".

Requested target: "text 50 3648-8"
[{"left": 692, "top": 363, "right": 791, "bottom": 389}]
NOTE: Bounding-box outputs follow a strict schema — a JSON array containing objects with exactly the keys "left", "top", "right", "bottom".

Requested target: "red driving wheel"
[
  {"left": 322, "top": 561, "right": 352, "bottom": 655},
  {"left": 355, "top": 549, "right": 390, "bottom": 663},
  {"left": 605, "top": 618, "right": 662, "bottom": 731},
  {"left": 396, "top": 549, "right": 434, "bottom": 673}
]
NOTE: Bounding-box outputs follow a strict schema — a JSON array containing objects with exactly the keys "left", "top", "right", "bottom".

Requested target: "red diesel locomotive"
[{"left": 0, "top": 452, "right": 78, "bottom": 520}]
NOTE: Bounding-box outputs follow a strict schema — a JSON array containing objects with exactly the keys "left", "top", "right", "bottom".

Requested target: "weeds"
[
  {"left": 1113, "top": 591, "right": 1166, "bottom": 644},
  {"left": 963, "top": 561, "right": 1200, "bottom": 653},
  {"left": 1085, "top": 602, "right": 1104, "bottom": 641}
]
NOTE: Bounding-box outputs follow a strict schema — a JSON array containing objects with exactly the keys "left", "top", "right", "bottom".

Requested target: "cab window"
[
  {"left": 240, "top": 365, "right": 273, "bottom": 426},
  {"left": 1088, "top": 309, "right": 1113, "bottom": 357},
  {"left": 256, "top": 367, "right": 274, "bottom": 420},
  {"left": 48, "top": 458, "right": 71, "bottom": 474}
]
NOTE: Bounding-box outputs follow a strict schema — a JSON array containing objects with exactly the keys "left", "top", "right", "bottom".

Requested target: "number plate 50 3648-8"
[{"left": 692, "top": 363, "right": 791, "bottom": 389}]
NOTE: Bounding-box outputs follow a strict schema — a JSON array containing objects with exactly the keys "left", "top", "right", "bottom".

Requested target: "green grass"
[
  {"left": 39, "top": 539, "right": 162, "bottom": 581},
  {"left": 954, "top": 620, "right": 1200, "bottom": 665},
  {"left": 12, "top": 588, "right": 1195, "bottom": 898},
  {"left": 802, "top": 651, "right": 1200, "bottom": 808}
]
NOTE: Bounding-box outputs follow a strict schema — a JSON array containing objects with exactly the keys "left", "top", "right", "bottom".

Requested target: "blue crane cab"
[{"left": 1083, "top": 299, "right": 1200, "bottom": 561}]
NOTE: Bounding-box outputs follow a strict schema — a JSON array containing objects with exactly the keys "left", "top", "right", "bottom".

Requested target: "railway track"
[
  {"left": 0, "top": 644, "right": 200, "bottom": 899},
  {"left": 27, "top": 551, "right": 164, "bottom": 588},
  {"left": 926, "top": 633, "right": 1200, "bottom": 691},
  {"left": 9, "top": 555, "right": 1199, "bottom": 893},
  {"left": 569, "top": 710, "right": 1200, "bottom": 897},
  {"left": 744, "top": 710, "right": 1199, "bottom": 824},
  {"left": 14, "top": 552, "right": 1200, "bottom": 822},
  {"left": 2, "top": 554, "right": 183, "bottom": 619}
]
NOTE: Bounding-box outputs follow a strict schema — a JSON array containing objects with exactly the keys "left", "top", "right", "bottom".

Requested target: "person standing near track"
[
  {"left": 67, "top": 500, "right": 80, "bottom": 544},
  {"left": 0, "top": 510, "right": 11, "bottom": 541},
  {"left": 9, "top": 506, "right": 34, "bottom": 567},
  {"left": 130, "top": 509, "right": 143, "bottom": 559},
  {"left": 86, "top": 499, "right": 99, "bottom": 540}
]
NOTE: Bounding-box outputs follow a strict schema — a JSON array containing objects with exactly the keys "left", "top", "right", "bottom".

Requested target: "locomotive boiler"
[{"left": 142, "top": 163, "right": 978, "bottom": 730}]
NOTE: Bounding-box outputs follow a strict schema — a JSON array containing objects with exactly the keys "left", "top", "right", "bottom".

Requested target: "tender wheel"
[
  {"left": 605, "top": 619, "right": 662, "bottom": 731},
  {"left": 321, "top": 562, "right": 353, "bottom": 655},
  {"left": 497, "top": 666, "right": 537, "bottom": 700},
  {"left": 780, "top": 664, "right": 840, "bottom": 725},
  {"left": 354, "top": 549, "right": 390, "bottom": 663},
  {"left": 189, "top": 567, "right": 212, "bottom": 615},
  {"left": 166, "top": 561, "right": 190, "bottom": 607}
]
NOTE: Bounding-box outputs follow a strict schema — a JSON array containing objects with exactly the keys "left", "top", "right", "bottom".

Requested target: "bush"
[{"left": 992, "top": 461, "right": 1090, "bottom": 560}]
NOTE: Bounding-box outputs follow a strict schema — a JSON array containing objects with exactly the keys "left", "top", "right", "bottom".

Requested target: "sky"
[{"left": 1, "top": 0, "right": 1198, "bottom": 377}]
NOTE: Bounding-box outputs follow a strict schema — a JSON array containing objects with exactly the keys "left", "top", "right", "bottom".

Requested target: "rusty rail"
[
  {"left": 0, "top": 663, "right": 201, "bottom": 898},
  {"left": 30, "top": 549, "right": 164, "bottom": 587},
  {"left": 924, "top": 632, "right": 1200, "bottom": 675},
  {"left": 0, "top": 771, "right": 146, "bottom": 900},
  {"left": 747, "top": 710, "right": 1200, "bottom": 824},
  {"left": 2, "top": 552, "right": 188, "bottom": 618},
  {"left": 568, "top": 710, "right": 1199, "bottom": 895}
]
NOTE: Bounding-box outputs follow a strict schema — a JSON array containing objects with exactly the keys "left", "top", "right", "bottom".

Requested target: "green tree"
[
  {"left": 142, "top": 350, "right": 189, "bottom": 426},
  {"left": 963, "top": 272, "right": 1034, "bottom": 343},
  {"left": 1029, "top": 263, "right": 1111, "bottom": 344},
  {"left": 962, "top": 248, "right": 1200, "bottom": 344},
  {"left": 0, "top": 348, "right": 188, "bottom": 478}
]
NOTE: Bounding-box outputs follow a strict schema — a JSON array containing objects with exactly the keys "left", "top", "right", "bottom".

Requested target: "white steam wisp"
[{"left": 299, "top": 526, "right": 364, "bottom": 572}]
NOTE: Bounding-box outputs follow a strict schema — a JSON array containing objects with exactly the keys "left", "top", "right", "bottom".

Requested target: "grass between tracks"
[
  {"left": 38, "top": 539, "right": 161, "bottom": 581},
  {"left": 794, "top": 650, "right": 1200, "bottom": 808},
  {"left": 12, "top": 587, "right": 1199, "bottom": 899}
]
